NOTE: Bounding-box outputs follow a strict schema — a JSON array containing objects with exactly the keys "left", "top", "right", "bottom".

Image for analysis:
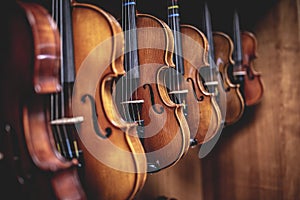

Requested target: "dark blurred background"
[{"left": 24, "top": 0, "right": 278, "bottom": 36}]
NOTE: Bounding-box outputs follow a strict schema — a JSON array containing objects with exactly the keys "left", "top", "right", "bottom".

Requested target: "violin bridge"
[
  {"left": 168, "top": 89, "right": 188, "bottom": 95},
  {"left": 204, "top": 81, "right": 219, "bottom": 86},
  {"left": 233, "top": 71, "right": 247, "bottom": 76},
  {"left": 168, "top": 90, "right": 188, "bottom": 107},
  {"left": 120, "top": 100, "right": 144, "bottom": 104},
  {"left": 50, "top": 116, "right": 84, "bottom": 125}
]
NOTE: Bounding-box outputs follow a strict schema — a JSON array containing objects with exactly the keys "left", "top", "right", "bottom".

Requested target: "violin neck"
[
  {"left": 52, "top": 0, "right": 76, "bottom": 85},
  {"left": 50, "top": 0, "right": 81, "bottom": 160},
  {"left": 167, "top": 0, "right": 184, "bottom": 75},
  {"left": 232, "top": 10, "right": 243, "bottom": 68},
  {"left": 122, "top": 0, "right": 140, "bottom": 78},
  {"left": 203, "top": 2, "right": 215, "bottom": 63}
]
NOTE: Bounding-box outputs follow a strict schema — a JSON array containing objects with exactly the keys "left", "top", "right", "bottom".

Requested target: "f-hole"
[
  {"left": 187, "top": 78, "right": 204, "bottom": 101},
  {"left": 143, "top": 84, "right": 164, "bottom": 114},
  {"left": 81, "top": 94, "right": 111, "bottom": 139}
]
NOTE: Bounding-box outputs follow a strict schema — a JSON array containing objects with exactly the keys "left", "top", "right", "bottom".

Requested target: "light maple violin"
[
  {"left": 71, "top": 0, "right": 147, "bottom": 199},
  {"left": 213, "top": 31, "right": 245, "bottom": 125}
]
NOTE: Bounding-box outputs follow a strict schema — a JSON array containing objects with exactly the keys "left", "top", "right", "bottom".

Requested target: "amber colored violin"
[
  {"left": 71, "top": 0, "right": 147, "bottom": 199},
  {"left": 232, "top": 11, "right": 264, "bottom": 106},
  {"left": 116, "top": 0, "right": 190, "bottom": 173},
  {"left": 0, "top": 1, "right": 86, "bottom": 199},
  {"left": 213, "top": 31, "right": 245, "bottom": 125},
  {"left": 166, "top": 0, "right": 222, "bottom": 146}
]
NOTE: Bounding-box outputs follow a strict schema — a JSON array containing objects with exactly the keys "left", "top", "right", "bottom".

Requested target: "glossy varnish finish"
[
  {"left": 71, "top": 1, "right": 147, "bottom": 199},
  {"left": 202, "top": 0, "right": 300, "bottom": 199},
  {"left": 136, "top": 0, "right": 300, "bottom": 199},
  {"left": 0, "top": 2, "right": 85, "bottom": 199},
  {"left": 166, "top": 1, "right": 222, "bottom": 146},
  {"left": 241, "top": 31, "right": 264, "bottom": 106},
  {"left": 134, "top": 13, "right": 190, "bottom": 171},
  {"left": 180, "top": 25, "right": 222, "bottom": 144},
  {"left": 213, "top": 31, "right": 245, "bottom": 125}
]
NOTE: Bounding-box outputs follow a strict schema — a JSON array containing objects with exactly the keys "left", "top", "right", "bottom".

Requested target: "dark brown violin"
[
  {"left": 116, "top": 0, "right": 190, "bottom": 173},
  {"left": 213, "top": 31, "right": 245, "bottom": 125},
  {"left": 166, "top": 0, "right": 222, "bottom": 146},
  {"left": 71, "top": 0, "right": 147, "bottom": 199},
  {"left": 232, "top": 11, "right": 264, "bottom": 106},
  {"left": 0, "top": 1, "right": 86, "bottom": 199}
]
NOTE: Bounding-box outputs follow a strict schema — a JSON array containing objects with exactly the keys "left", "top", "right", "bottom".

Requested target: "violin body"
[
  {"left": 71, "top": 2, "right": 147, "bottom": 199},
  {"left": 180, "top": 24, "right": 222, "bottom": 144},
  {"left": 241, "top": 31, "right": 264, "bottom": 106},
  {"left": 213, "top": 31, "right": 245, "bottom": 125},
  {"left": 133, "top": 13, "right": 190, "bottom": 172},
  {"left": 0, "top": 2, "right": 85, "bottom": 199}
]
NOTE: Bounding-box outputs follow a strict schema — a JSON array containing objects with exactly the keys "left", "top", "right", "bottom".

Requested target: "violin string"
[
  {"left": 297, "top": 0, "right": 300, "bottom": 43},
  {"left": 122, "top": 0, "right": 137, "bottom": 123},
  {"left": 131, "top": 0, "right": 140, "bottom": 124},
  {"left": 121, "top": 0, "right": 126, "bottom": 121},
  {"left": 54, "top": 94, "right": 68, "bottom": 158},
  {"left": 127, "top": 0, "right": 135, "bottom": 123},
  {"left": 171, "top": 1, "right": 177, "bottom": 96},
  {"left": 50, "top": 0, "right": 65, "bottom": 157},
  {"left": 175, "top": 1, "right": 183, "bottom": 104},
  {"left": 206, "top": 4, "right": 214, "bottom": 82},
  {"left": 132, "top": 1, "right": 139, "bottom": 101},
  {"left": 50, "top": 0, "right": 76, "bottom": 159},
  {"left": 59, "top": 0, "right": 65, "bottom": 117},
  {"left": 50, "top": 0, "right": 60, "bottom": 154},
  {"left": 169, "top": 0, "right": 182, "bottom": 104},
  {"left": 123, "top": 0, "right": 129, "bottom": 106},
  {"left": 167, "top": 4, "right": 172, "bottom": 97},
  {"left": 202, "top": 4, "right": 208, "bottom": 86},
  {"left": 172, "top": 1, "right": 180, "bottom": 96},
  {"left": 61, "top": 0, "right": 74, "bottom": 158},
  {"left": 50, "top": 94, "right": 62, "bottom": 155},
  {"left": 167, "top": 2, "right": 175, "bottom": 102}
]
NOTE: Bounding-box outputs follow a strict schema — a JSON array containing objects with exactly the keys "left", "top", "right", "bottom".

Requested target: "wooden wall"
[{"left": 136, "top": 0, "right": 300, "bottom": 199}]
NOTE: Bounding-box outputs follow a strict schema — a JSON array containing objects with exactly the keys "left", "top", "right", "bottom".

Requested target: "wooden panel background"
[{"left": 135, "top": 0, "right": 300, "bottom": 199}]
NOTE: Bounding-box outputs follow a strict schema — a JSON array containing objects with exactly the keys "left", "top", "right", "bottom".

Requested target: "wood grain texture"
[
  {"left": 213, "top": 32, "right": 245, "bottom": 125},
  {"left": 202, "top": 0, "right": 300, "bottom": 199},
  {"left": 136, "top": 0, "right": 300, "bottom": 199},
  {"left": 72, "top": 3, "right": 147, "bottom": 199},
  {"left": 135, "top": 147, "right": 203, "bottom": 200}
]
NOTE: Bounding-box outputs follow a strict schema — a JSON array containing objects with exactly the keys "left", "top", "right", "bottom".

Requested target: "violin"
[
  {"left": 202, "top": 2, "right": 244, "bottom": 125},
  {"left": 71, "top": 0, "right": 147, "bottom": 199},
  {"left": 166, "top": 0, "right": 222, "bottom": 146},
  {"left": 0, "top": 1, "right": 85, "bottom": 199},
  {"left": 116, "top": 0, "right": 190, "bottom": 173},
  {"left": 232, "top": 11, "right": 264, "bottom": 106},
  {"left": 213, "top": 31, "right": 245, "bottom": 125}
]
